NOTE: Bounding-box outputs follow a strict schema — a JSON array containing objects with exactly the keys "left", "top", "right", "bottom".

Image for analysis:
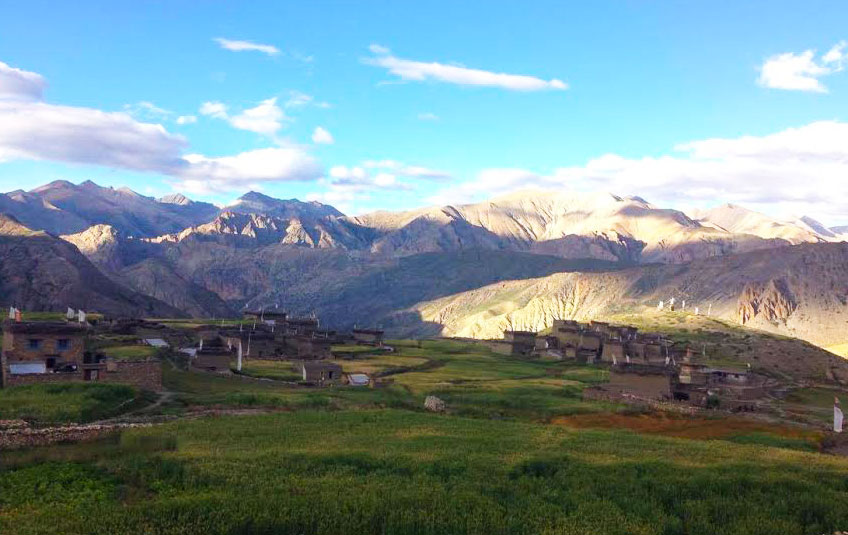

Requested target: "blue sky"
[{"left": 1, "top": 1, "right": 847, "bottom": 222}]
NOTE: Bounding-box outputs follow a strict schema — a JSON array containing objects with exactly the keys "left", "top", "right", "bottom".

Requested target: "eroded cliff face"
[{"left": 737, "top": 279, "right": 797, "bottom": 326}]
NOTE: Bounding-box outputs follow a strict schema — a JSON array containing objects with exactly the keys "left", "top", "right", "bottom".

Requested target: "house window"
[
  {"left": 57, "top": 339, "right": 70, "bottom": 351},
  {"left": 46, "top": 357, "right": 57, "bottom": 369},
  {"left": 28, "top": 339, "right": 41, "bottom": 350}
]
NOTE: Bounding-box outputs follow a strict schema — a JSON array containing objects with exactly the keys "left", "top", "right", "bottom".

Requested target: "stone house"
[
  {"left": 285, "top": 336, "right": 332, "bottom": 360},
  {"left": 1, "top": 321, "right": 162, "bottom": 391},
  {"left": 535, "top": 335, "right": 558, "bottom": 351},
  {"left": 1, "top": 321, "right": 86, "bottom": 378},
  {"left": 244, "top": 310, "right": 288, "bottom": 322},
  {"left": 552, "top": 319, "right": 579, "bottom": 331},
  {"left": 501, "top": 331, "right": 537, "bottom": 356},
  {"left": 301, "top": 361, "right": 343, "bottom": 385},
  {"left": 600, "top": 340, "right": 625, "bottom": 362},
  {"left": 589, "top": 321, "right": 611, "bottom": 336},
  {"left": 220, "top": 329, "right": 281, "bottom": 358},
  {"left": 191, "top": 351, "right": 232, "bottom": 373},
  {"left": 607, "top": 364, "right": 674, "bottom": 400},
  {"left": 352, "top": 328, "right": 384, "bottom": 346},
  {"left": 285, "top": 318, "right": 319, "bottom": 336}
]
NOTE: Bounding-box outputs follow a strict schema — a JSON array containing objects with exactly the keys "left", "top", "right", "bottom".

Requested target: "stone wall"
[{"left": 2, "top": 360, "right": 162, "bottom": 391}]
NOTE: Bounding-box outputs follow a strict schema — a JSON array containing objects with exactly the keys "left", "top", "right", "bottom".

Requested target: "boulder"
[{"left": 424, "top": 395, "right": 446, "bottom": 413}]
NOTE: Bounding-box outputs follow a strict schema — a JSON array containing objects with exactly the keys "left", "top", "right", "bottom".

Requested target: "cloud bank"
[
  {"left": 428, "top": 121, "right": 848, "bottom": 224},
  {"left": 0, "top": 60, "right": 322, "bottom": 194}
]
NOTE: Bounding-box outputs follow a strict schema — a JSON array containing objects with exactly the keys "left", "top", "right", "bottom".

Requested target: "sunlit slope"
[{"left": 396, "top": 243, "right": 848, "bottom": 377}]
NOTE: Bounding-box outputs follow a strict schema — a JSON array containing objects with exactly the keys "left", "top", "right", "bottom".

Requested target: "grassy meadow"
[{"left": 3, "top": 410, "right": 848, "bottom": 535}]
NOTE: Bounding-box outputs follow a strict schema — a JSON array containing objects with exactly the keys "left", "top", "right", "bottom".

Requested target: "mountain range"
[{"left": 1, "top": 179, "right": 847, "bottom": 355}]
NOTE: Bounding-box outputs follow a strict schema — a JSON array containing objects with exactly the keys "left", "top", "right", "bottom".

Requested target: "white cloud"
[
  {"left": 312, "top": 126, "right": 334, "bottom": 144},
  {"left": 758, "top": 41, "right": 846, "bottom": 92},
  {"left": 214, "top": 38, "right": 280, "bottom": 56},
  {"left": 176, "top": 115, "right": 197, "bottom": 125},
  {"left": 285, "top": 91, "right": 313, "bottom": 108},
  {"left": 199, "top": 101, "right": 228, "bottom": 119},
  {"left": 285, "top": 90, "right": 330, "bottom": 109},
  {"left": 427, "top": 121, "right": 848, "bottom": 225},
  {"left": 369, "top": 43, "right": 391, "bottom": 55},
  {"left": 365, "top": 46, "right": 567, "bottom": 91},
  {"left": 229, "top": 98, "right": 286, "bottom": 135},
  {"left": 325, "top": 164, "right": 409, "bottom": 191},
  {"left": 329, "top": 165, "right": 367, "bottom": 181},
  {"left": 201, "top": 98, "right": 287, "bottom": 136},
  {"left": 0, "top": 61, "right": 46, "bottom": 101},
  {"left": 822, "top": 41, "right": 847, "bottom": 66},
  {"left": 418, "top": 112, "right": 439, "bottom": 121},
  {"left": 373, "top": 173, "right": 397, "bottom": 187},
  {"left": 177, "top": 147, "right": 322, "bottom": 193},
  {"left": 123, "top": 101, "right": 171, "bottom": 119},
  {"left": 363, "top": 159, "right": 450, "bottom": 180}
]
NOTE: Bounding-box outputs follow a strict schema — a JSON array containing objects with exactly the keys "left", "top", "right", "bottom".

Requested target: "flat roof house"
[
  {"left": 301, "top": 361, "right": 343, "bottom": 386},
  {"left": 1, "top": 321, "right": 86, "bottom": 386},
  {"left": 352, "top": 328, "right": 384, "bottom": 346},
  {"left": 2, "top": 321, "right": 163, "bottom": 391}
]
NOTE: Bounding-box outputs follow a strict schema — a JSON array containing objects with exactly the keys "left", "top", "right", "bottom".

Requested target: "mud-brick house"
[
  {"left": 301, "top": 361, "right": 343, "bottom": 385},
  {"left": 503, "top": 331, "right": 538, "bottom": 356},
  {"left": 552, "top": 319, "right": 579, "bottom": 331},
  {"left": 191, "top": 351, "right": 232, "bottom": 373},
  {"left": 644, "top": 342, "right": 665, "bottom": 364},
  {"left": 352, "top": 328, "right": 384, "bottom": 346},
  {"left": 191, "top": 338, "right": 232, "bottom": 373},
  {"left": 535, "top": 335, "right": 558, "bottom": 351},
  {"left": 244, "top": 310, "right": 288, "bottom": 322},
  {"left": 600, "top": 340, "right": 625, "bottom": 362},
  {"left": 589, "top": 321, "right": 612, "bottom": 336},
  {"left": 285, "top": 336, "right": 332, "bottom": 360},
  {"left": 618, "top": 326, "right": 638, "bottom": 340},
  {"left": 1, "top": 321, "right": 162, "bottom": 391},
  {"left": 1, "top": 321, "right": 86, "bottom": 384},
  {"left": 286, "top": 318, "right": 320, "bottom": 336},
  {"left": 220, "top": 329, "right": 281, "bottom": 358},
  {"left": 607, "top": 363, "right": 673, "bottom": 400}
]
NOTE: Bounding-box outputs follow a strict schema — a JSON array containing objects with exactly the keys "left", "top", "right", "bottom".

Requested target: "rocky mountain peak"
[{"left": 158, "top": 193, "right": 193, "bottom": 206}]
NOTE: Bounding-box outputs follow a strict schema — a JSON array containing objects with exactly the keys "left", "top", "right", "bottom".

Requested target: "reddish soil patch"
[{"left": 552, "top": 412, "right": 821, "bottom": 442}]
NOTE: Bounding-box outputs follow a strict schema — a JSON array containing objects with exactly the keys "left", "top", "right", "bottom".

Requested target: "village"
[
  {"left": 0, "top": 307, "right": 386, "bottom": 392},
  {"left": 0, "top": 300, "right": 834, "bottom": 424},
  {"left": 489, "top": 318, "right": 762, "bottom": 411}
]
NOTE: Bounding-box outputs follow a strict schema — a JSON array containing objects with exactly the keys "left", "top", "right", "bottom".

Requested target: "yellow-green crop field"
[{"left": 2, "top": 337, "right": 847, "bottom": 534}]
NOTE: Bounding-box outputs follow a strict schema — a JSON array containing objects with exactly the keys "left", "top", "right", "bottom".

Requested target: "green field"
[
  {"left": 2, "top": 335, "right": 847, "bottom": 534},
  {"left": 0, "top": 383, "right": 146, "bottom": 424},
  {"left": 2, "top": 409, "right": 848, "bottom": 535},
  {"left": 239, "top": 359, "right": 303, "bottom": 382}
]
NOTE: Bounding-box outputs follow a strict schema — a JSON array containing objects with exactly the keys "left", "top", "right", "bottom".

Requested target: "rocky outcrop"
[{"left": 737, "top": 279, "right": 797, "bottom": 326}]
